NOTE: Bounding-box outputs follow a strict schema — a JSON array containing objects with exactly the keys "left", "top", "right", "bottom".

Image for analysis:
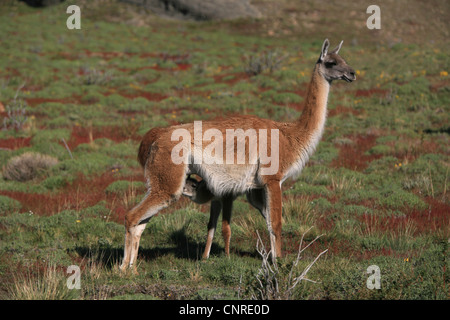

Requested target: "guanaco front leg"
[
  {"left": 221, "top": 195, "right": 234, "bottom": 257},
  {"left": 264, "top": 181, "right": 283, "bottom": 260}
]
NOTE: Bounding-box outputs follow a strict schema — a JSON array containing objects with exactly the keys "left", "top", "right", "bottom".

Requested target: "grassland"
[{"left": 0, "top": 1, "right": 449, "bottom": 300}]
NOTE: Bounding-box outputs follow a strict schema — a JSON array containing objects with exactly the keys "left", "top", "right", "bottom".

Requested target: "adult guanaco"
[{"left": 120, "top": 39, "right": 355, "bottom": 271}]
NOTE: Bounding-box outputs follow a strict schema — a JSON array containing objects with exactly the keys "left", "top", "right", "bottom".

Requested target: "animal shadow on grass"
[{"left": 73, "top": 226, "right": 258, "bottom": 270}]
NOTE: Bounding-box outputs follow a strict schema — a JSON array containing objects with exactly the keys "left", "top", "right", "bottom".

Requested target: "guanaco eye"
[{"left": 325, "top": 61, "right": 337, "bottom": 68}]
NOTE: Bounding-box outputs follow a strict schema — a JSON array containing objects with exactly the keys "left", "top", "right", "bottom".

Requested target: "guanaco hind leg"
[
  {"left": 120, "top": 193, "right": 174, "bottom": 272},
  {"left": 120, "top": 157, "right": 186, "bottom": 272}
]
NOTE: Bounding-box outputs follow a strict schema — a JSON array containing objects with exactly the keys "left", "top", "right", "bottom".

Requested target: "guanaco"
[{"left": 120, "top": 39, "right": 355, "bottom": 271}]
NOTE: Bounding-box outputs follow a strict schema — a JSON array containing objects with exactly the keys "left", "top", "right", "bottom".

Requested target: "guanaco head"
[
  {"left": 182, "top": 175, "right": 214, "bottom": 204},
  {"left": 317, "top": 39, "right": 356, "bottom": 83}
]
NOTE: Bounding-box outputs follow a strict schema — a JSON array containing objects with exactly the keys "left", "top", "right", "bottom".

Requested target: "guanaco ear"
[
  {"left": 319, "top": 38, "right": 330, "bottom": 62},
  {"left": 331, "top": 40, "right": 344, "bottom": 54}
]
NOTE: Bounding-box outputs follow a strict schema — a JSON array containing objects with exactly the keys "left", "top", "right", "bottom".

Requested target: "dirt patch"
[
  {"left": 172, "top": 88, "right": 212, "bottom": 99},
  {"left": 355, "top": 197, "right": 450, "bottom": 238},
  {"left": 25, "top": 96, "right": 80, "bottom": 107},
  {"left": 385, "top": 136, "right": 443, "bottom": 163},
  {"left": 402, "top": 197, "right": 450, "bottom": 234},
  {"left": 354, "top": 88, "right": 389, "bottom": 98},
  {"left": 117, "top": 63, "right": 192, "bottom": 73},
  {"left": 328, "top": 105, "right": 360, "bottom": 117},
  {"left": 0, "top": 172, "right": 145, "bottom": 221},
  {"left": 0, "top": 173, "right": 116, "bottom": 216},
  {"left": 82, "top": 50, "right": 137, "bottom": 60},
  {"left": 0, "top": 137, "right": 32, "bottom": 150},
  {"left": 112, "top": 90, "right": 168, "bottom": 102},
  {"left": 214, "top": 72, "right": 250, "bottom": 86},
  {"left": 331, "top": 134, "right": 381, "bottom": 171},
  {"left": 64, "top": 125, "right": 141, "bottom": 150}
]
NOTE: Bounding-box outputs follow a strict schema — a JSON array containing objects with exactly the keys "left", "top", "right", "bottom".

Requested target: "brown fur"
[{"left": 137, "top": 127, "right": 168, "bottom": 168}]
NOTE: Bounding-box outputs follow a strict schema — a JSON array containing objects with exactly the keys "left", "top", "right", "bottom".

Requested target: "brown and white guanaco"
[{"left": 120, "top": 39, "right": 355, "bottom": 271}]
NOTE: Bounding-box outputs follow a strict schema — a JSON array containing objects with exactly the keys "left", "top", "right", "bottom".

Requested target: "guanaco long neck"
[
  {"left": 297, "top": 64, "right": 330, "bottom": 133},
  {"left": 281, "top": 65, "right": 330, "bottom": 180}
]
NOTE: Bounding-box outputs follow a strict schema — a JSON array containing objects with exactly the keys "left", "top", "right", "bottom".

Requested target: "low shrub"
[
  {"left": 243, "top": 51, "right": 288, "bottom": 76},
  {"left": 42, "top": 174, "right": 73, "bottom": 191},
  {"left": 2, "top": 98, "right": 28, "bottom": 131},
  {"left": 2, "top": 152, "right": 58, "bottom": 182}
]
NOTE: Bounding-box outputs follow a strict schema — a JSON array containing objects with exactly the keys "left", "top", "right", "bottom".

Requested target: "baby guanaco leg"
[{"left": 202, "top": 200, "right": 222, "bottom": 259}]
